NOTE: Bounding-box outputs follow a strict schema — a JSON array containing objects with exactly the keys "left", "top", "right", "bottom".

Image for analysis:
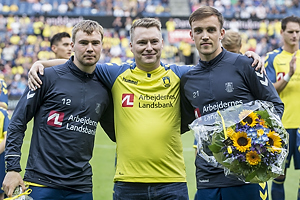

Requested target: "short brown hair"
[
  {"left": 281, "top": 15, "right": 300, "bottom": 31},
  {"left": 189, "top": 6, "right": 224, "bottom": 29},
  {"left": 72, "top": 20, "right": 104, "bottom": 43},
  {"left": 130, "top": 18, "right": 162, "bottom": 42}
]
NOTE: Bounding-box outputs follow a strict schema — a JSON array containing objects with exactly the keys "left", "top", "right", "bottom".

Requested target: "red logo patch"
[
  {"left": 194, "top": 108, "right": 201, "bottom": 118},
  {"left": 47, "top": 110, "right": 64, "bottom": 127},
  {"left": 122, "top": 94, "right": 134, "bottom": 107},
  {"left": 277, "top": 72, "right": 285, "bottom": 81}
]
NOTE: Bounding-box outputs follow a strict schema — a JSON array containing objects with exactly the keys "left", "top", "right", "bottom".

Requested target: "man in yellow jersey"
[
  {"left": 26, "top": 18, "right": 263, "bottom": 200},
  {"left": 265, "top": 15, "right": 300, "bottom": 200}
]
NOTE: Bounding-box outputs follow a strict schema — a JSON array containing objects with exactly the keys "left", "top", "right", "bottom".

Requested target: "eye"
[
  {"left": 194, "top": 28, "right": 202, "bottom": 34},
  {"left": 208, "top": 28, "right": 216, "bottom": 33},
  {"left": 80, "top": 41, "right": 88, "bottom": 45},
  {"left": 92, "top": 41, "right": 101, "bottom": 45}
]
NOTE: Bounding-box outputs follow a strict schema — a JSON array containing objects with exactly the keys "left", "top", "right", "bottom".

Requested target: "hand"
[
  {"left": 289, "top": 52, "right": 297, "bottom": 77},
  {"left": 2, "top": 171, "right": 26, "bottom": 197},
  {"left": 244, "top": 51, "right": 266, "bottom": 74},
  {"left": 28, "top": 61, "right": 45, "bottom": 90}
]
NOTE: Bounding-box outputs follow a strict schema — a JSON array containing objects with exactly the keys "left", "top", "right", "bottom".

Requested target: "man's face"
[
  {"left": 51, "top": 37, "right": 72, "bottom": 59},
  {"left": 190, "top": 15, "right": 225, "bottom": 61},
  {"left": 72, "top": 30, "right": 102, "bottom": 71},
  {"left": 130, "top": 26, "right": 163, "bottom": 72},
  {"left": 281, "top": 22, "right": 300, "bottom": 47}
]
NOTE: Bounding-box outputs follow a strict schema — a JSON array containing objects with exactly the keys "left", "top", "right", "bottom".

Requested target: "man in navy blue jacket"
[
  {"left": 3, "top": 20, "right": 114, "bottom": 200},
  {"left": 181, "top": 6, "right": 284, "bottom": 200}
]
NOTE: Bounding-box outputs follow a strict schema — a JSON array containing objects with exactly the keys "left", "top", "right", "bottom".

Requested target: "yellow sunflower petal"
[
  {"left": 232, "top": 131, "right": 251, "bottom": 152},
  {"left": 246, "top": 151, "right": 261, "bottom": 165}
]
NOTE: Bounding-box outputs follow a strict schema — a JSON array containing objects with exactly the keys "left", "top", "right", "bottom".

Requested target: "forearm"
[
  {"left": 273, "top": 79, "right": 288, "bottom": 94},
  {"left": 0, "top": 134, "right": 5, "bottom": 154},
  {"left": 36, "top": 59, "right": 67, "bottom": 68}
]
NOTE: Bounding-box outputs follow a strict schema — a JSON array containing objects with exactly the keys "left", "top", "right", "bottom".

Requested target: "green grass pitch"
[{"left": 19, "top": 122, "right": 299, "bottom": 199}]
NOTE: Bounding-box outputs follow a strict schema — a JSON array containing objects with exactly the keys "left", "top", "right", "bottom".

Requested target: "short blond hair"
[
  {"left": 221, "top": 30, "right": 242, "bottom": 52},
  {"left": 130, "top": 18, "right": 162, "bottom": 42},
  {"left": 72, "top": 20, "right": 104, "bottom": 43}
]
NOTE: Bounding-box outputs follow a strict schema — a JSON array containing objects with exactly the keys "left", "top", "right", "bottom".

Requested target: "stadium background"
[{"left": 1, "top": 0, "right": 300, "bottom": 199}]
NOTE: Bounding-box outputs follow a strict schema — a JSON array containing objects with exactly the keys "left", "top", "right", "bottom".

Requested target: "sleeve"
[
  {"left": 180, "top": 75, "right": 196, "bottom": 134},
  {"left": 264, "top": 52, "right": 277, "bottom": 83},
  {"left": 95, "top": 63, "right": 126, "bottom": 89},
  {"left": 0, "top": 79, "right": 8, "bottom": 108},
  {"left": 3, "top": 109, "right": 9, "bottom": 134},
  {"left": 99, "top": 90, "right": 115, "bottom": 142},
  {"left": 241, "top": 57, "right": 284, "bottom": 118},
  {"left": 5, "top": 74, "right": 49, "bottom": 172}
]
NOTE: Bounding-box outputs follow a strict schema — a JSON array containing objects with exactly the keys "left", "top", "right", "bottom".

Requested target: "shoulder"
[
  {"left": 221, "top": 51, "right": 252, "bottom": 68},
  {"left": 0, "top": 107, "right": 8, "bottom": 118},
  {"left": 265, "top": 47, "right": 283, "bottom": 62},
  {"left": 162, "top": 63, "right": 193, "bottom": 78}
]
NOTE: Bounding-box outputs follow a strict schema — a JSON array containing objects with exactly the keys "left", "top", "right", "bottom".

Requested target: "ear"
[
  {"left": 51, "top": 45, "right": 56, "bottom": 53},
  {"left": 219, "top": 28, "right": 225, "bottom": 41},
  {"left": 189, "top": 30, "right": 194, "bottom": 41},
  {"left": 71, "top": 42, "right": 74, "bottom": 49}
]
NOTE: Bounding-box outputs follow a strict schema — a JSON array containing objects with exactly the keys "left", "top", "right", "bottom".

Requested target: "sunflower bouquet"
[{"left": 189, "top": 100, "right": 288, "bottom": 183}]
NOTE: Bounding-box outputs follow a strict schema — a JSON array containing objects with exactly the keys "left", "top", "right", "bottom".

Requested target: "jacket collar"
[
  {"left": 66, "top": 56, "right": 95, "bottom": 80},
  {"left": 197, "top": 47, "right": 226, "bottom": 68}
]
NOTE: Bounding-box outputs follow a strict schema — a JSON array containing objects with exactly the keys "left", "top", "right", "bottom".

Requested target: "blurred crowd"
[
  {"left": 0, "top": 0, "right": 170, "bottom": 17},
  {"left": 0, "top": 0, "right": 299, "bottom": 103}
]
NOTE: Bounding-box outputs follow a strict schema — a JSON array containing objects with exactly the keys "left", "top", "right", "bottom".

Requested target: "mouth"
[
  {"left": 201, "top": 42, "right": 211, "bottom": 46},
  {"left": 84, "top": 55, "right": 95, "bottom": 59},
  {"left": 142, "top": 54, "right": 155, "bottom": 57}
]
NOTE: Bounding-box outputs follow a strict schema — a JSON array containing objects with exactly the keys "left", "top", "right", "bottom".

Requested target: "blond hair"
[
  {"left": 72, "top": 20, "right": 104, "bottom": 43},
  {"left": 221, "top": 30, "right": 242, "bottom": 51},
  {"left": 130, "top": 18, "right": 162, "bottom": 42}
]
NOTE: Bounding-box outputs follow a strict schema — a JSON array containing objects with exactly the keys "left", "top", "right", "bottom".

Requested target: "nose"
[
  {"left": 145, "top": 41, "right": 153, "bottom": 51},
  {"left": 293, "top": 31, "right": 298, "bottom": 37},
  {"left": 202, "top": 31, "right": 209, "bottom": 40},
  {"left": 87, "top": 43, "right": 93, "bottom": 51}
]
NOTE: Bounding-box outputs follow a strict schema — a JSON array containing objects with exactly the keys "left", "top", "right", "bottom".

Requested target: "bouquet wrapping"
[{"left": 189, "top": 100, "right": 288, "bottom": 183}]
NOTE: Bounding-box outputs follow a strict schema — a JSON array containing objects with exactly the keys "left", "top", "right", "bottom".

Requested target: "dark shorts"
[
  {"left": 113, "top": 181, "right": 189, "bottom": 200},
  {"left": 28, "top": 186, "right": 93, "bottom": 200},
  {"left": 0, "top": 152, "right": 5, "bottom": 194},
  {"left": 195, "top": 182, "right": 269, "bottom": 200},
  {"left": 286, "top": 129, "right": 300, "bottom": 169}
]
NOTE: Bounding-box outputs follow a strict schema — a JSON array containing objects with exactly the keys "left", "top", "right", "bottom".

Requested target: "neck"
[
  {"left": 136, "top": 62, "right": 160, "bottom": 72},
  {"left": 283, "top": 44, "right": 299, "bottom": 53},
  {"left": 199, "top": 47, "right": 223, "bottom": 62},
  {"left": 73, "top": 59, "right": 95, "bottom": 74}
]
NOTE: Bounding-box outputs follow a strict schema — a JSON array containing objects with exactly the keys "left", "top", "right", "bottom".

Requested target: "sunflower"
[
  {"left": 232, "top": 131, "right": 251, "bottom": 152},
  {"left": 239, "top": 110, "right": 259, "bottom": 127},
  {"left": 246, "top": 150, "right": 261, "bottom": 165},
  {"left": 267, "top": 130, "right": 282, "bottom": 152}
]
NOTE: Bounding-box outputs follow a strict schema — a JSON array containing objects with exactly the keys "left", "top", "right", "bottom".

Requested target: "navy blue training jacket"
[
  {"left": 181, "top": 49, "right": 284, "bottom": 189},
  {"left": 5, "top": 57, "right": 114, "bottom": 192}
]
